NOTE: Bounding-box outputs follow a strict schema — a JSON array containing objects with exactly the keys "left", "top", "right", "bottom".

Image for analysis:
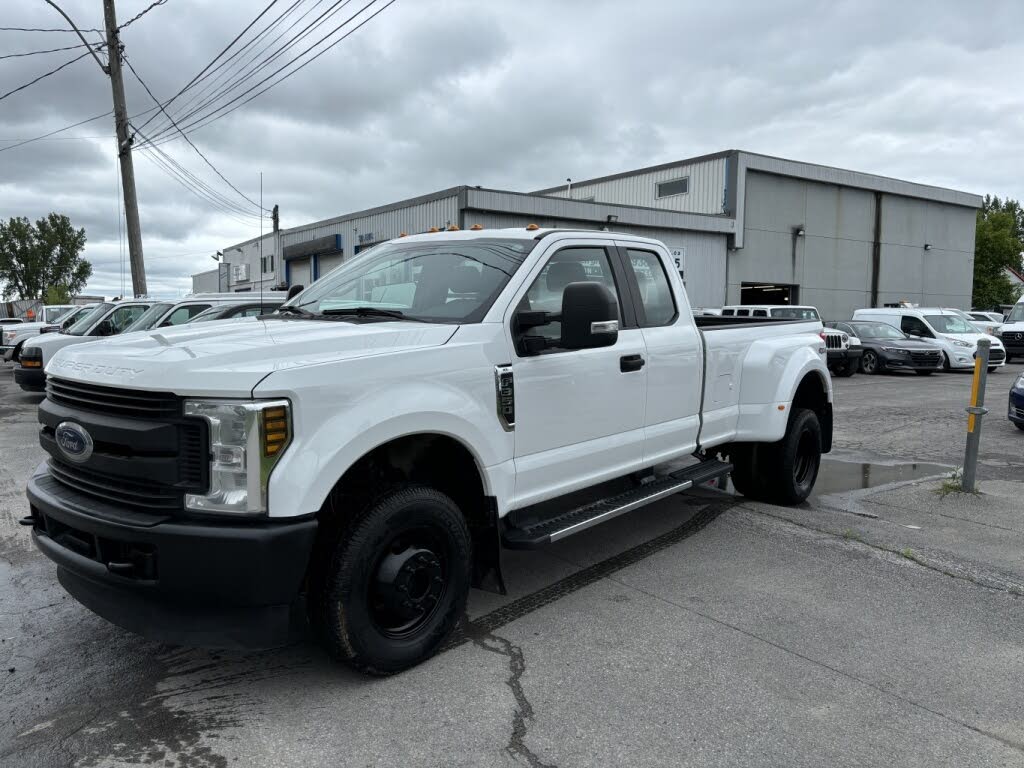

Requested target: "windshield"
[
  {"left": 123, "top": 302, "right": 174, "bottom": 333},
  {"left": 1007, "top": 304, "right": 1024, "bottom": 323},
  {"left": 289, "top": 238, "right": 536, "bottom": 323},
  {"left": 43, "top": 306, "right": 73, "bottom": 323},
  {"left": 770, "top": 307, "right": 820, "bottom": 320},
  {"left": 850, "top": 322, "right": 906, "bottom": 340},
  {"left": 65, "top": 304, "right": 111, "bottom": 336},
  {"left": 924, "top": 314, "right": 975, "bottom": 334}
]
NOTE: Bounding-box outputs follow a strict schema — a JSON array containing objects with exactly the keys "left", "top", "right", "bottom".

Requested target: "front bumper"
[
  {"left": 14, "top": 365, "right": 45, "bottom": 391},
  {"left": 877, "top": 351, "right": 943, "bottom": 371},
  {"left": 1009, "top": 389, "right": 1024, "bottom": 425},
  {"left": 26, "top": 462, "right": 317, "bottom": 649}
]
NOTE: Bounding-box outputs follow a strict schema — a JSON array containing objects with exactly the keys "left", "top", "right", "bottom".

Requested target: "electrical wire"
[
  {"left": 142, "top": 0, "right": 342, "bottom": 141},
  {"left": 123, "top": 52, "right": 270, "bottom": 212},
  {"left": 0, "top": 42, "right": 103, "bottom": 60},
  {"left": 0, "top": 26, "right": 104, "bottom": 33},
  {"left": 118, "top": 0, "right": 169, "bottom": 31},
  {"left": 131, "top": 0, "right": 281, "bottom": 137},
  {"left": 140, "top": 0, "right": 315, "bottom": 139},
  {"left": 142, "top": 0, "right": 395, "bottom": 147},
  {"left": 0, "top": 49, "right": 92, "bottom": 103}
]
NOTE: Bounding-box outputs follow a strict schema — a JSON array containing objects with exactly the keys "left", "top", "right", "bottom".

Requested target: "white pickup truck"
[{"left": 25, "top": 228, "right": 832, "bottom": 674}]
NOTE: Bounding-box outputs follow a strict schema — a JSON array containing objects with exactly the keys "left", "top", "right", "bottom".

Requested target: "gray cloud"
[{"left": 2, "top": 0, "right": 1022, "bottom": 297}]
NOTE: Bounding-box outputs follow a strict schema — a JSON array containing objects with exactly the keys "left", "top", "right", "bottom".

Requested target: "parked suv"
[
  {"left": 853, "top": 308, "right": 1005, "bottom": 372},
  {"left": 826, "top": 321, "right": 943, "bottom": 375},
  {"left": 1000, "top": 299, "right": 1024, "bottom": 362},
  {"left": 121, "top": 293, "right": 271, "bottom": 334},
  {"left": 2, "top": 305, "right": 95, "bottom": 363},
  {"left": 721, "top": 305, "right": 862, "bottom": 376}
]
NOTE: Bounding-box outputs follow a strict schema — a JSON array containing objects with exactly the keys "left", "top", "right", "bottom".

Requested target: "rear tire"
[
  {"left": 311, "top": 484, "right": 471, "bottom": 675},
  {"left": 761, "top": 408, "right": 822, "bottom": 505}
]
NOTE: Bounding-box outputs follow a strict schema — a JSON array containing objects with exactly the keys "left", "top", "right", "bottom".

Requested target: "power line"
[
  {"left": 141, "top": 0, "right": 313, "bottom": 139},
  {"left": 131, "top": 0, "right": 282, "bottom": 137},
  {"left": 118, "top": 0, "right": 170, "bottom": 31},
  {"left": 0, "top": 49, "right": 93, "bottom": 103},
  {"left": 122, "top": 52, "right": 270, "bottom": 213},
  {"left": 0, "top": 26, "right": 104, "bottom": 33},
  {"left": 0, "top": 42, "right": 102, "bottom": 60},
  {"left": 143, "top": 0, "right": 395, "bottom": 147}
]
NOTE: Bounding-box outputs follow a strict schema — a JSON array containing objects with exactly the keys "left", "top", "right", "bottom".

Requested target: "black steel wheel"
[
  {"left": 311, "top": 485, "right": 471, "bottom": 675},
  {"left": 860, "top": 350, "right": 880, "bottom": 374},
  {"left": 762, "top": 408, "right": 822, "bottom": 505}
]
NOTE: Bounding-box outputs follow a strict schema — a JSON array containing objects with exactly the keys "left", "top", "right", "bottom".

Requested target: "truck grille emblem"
[{"left": 55, "top": 421, "right": 94, "bottom": 463}]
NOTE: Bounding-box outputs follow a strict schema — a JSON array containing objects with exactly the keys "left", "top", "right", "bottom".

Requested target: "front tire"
[
  {"left": 1016, "top": 422, "right": 1024, "bottom": 431},
  {"left": 914, "top": 370, "right": 934, "bottom": 376},
  {"left": 834, "top": 360, "right": 857, "bottom": 378},
  {"left": 988, "top": 366, "right": 998, "bottom": 374},
  {"left": 312, "top": 485, "right": 471, "bottom": 675},
  {"left": 941, "top": 352, "right": 951, "bottom": 372},
  {"left": 860, "top": 350, "right": 880, "bottom": 374}
]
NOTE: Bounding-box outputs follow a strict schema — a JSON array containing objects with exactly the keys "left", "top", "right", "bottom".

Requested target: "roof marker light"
[
  {"left": 447, "top": 225, "right": 460, "bottom": 231},
  {"left": 525, "top": 223, "right": 539, "bottom": 231},
  {"left": 470, "top": 224, "right": 483, "bottom": 231},
  {"left": 428, "top": 227, "right": 440, "bottom": 233}
]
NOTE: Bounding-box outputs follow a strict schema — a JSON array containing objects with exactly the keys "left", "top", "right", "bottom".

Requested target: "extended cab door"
[
  {"left": 616, "top": 244, "right": 703, "bottom": 463},
  {"left": 507, "top": 242, "right": 646, "bottom": 508}
]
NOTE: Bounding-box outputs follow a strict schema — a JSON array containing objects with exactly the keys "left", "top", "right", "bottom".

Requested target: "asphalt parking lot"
[{"left": 2, "top": 361, "right": 1023, "bottom": 767}]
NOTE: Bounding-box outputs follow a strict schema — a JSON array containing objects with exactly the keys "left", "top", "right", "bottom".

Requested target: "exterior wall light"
[
  {"left": 924, "top": 243, "right": 932, "bottom": 251},
  {"left": 606, "top": 214, "right": 618, "bottom": 224},
  {"left": 794, "top": 226, "right": 805, "bottom": 236}
]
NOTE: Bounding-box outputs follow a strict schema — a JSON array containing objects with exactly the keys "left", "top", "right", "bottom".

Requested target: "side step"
[{"left": 502, "top": 458, "right": 731, "bottom": 549}]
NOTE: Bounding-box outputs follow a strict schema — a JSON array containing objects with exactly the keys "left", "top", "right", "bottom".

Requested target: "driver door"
[{"left": 508, "top": 244, "right": 646, "bottom": 509}]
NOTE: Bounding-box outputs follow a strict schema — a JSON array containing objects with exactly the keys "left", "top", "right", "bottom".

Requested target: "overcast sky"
[{"left": 2, "top": 0, "right": 1022, "bottom": 298}]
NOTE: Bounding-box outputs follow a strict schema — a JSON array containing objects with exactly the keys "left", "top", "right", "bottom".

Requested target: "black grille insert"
[
  {"left": 48, "top": 460, "right": 184, "bottom": 511},
  {"left": 47, "top": 377, "right": 180, "bottom": 418}
]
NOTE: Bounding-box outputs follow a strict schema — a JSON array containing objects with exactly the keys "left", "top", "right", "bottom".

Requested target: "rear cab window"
[{"left": 624, "top": 249, "right": 676, "bottom": 326}]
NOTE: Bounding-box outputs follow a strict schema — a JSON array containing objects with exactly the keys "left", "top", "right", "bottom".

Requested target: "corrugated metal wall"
[
  {"left": 543, "top": 157, "right": 728, "bottom": 215},
  {"left": 730, "top": 171, "right": 975, "bottom": 319}
]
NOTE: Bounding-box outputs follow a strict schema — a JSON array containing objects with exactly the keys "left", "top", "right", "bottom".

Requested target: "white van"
[
  {"left": 999, "top": 298, "right": 1024, "bottom": 362},
  {"left": 852, "top": 307, "right": 1006, "bottom": 372}
]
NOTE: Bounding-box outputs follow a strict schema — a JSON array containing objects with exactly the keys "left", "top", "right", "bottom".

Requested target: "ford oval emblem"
[{"left": 55, "top": 421, "right": 93, "bottom": 464}]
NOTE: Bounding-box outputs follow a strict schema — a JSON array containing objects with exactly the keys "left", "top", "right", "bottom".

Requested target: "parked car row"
[{"left": 9, "top": 294, "right": 285, "bottom": 391}]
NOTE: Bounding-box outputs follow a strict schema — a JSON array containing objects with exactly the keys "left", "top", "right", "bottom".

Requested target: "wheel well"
[
  {"left": 316, "top": 433, "right": 503, "bottom": 593},
  {"left": 793, "top": 373, "right": 832, "bottom": 453}
]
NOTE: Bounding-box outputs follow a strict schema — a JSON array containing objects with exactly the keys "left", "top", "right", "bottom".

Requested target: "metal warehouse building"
[{"left": 194, "top": 150, "right": 981, "bottom": 319}]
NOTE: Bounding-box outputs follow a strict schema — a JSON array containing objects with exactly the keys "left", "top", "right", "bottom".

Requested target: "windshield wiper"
[
  {"left": 320, "top": 307, "right": 421, "bottom": 321},
  {"left": 274, "top": 305, "right": 315, "bottom": 317}
]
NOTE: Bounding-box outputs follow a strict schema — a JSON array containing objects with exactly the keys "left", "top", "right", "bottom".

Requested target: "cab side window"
[
  {"left": 900, "top": 316, "right": 932, "bottom": 337},
  {"left": 625, "top": 249, "right": 676, "bottom": 326},
  {"left": 517, "top": 247, "right": 620, "bottom": 349},
  {"left": 162, "top": 304, "right": 211, "bottom": 326}
]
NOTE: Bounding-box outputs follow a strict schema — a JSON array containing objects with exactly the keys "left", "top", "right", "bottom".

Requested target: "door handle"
[{"left": 620, "top": 354, "right": 645, "bottom": 372}]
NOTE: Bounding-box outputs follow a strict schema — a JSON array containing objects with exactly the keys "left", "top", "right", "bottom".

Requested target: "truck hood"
[{"left": 47, "top": 318, "right": 459, "bottom": 396}]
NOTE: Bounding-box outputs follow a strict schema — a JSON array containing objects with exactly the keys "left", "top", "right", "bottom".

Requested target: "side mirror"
[
  {"left": 286, "top": 284, "right": 304, "bottom": 301},
  {"left": 560, "top": 282, "right": 619, "bottom": 350}
]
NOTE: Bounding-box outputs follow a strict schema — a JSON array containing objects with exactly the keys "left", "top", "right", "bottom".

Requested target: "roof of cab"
[{"left": 389, "top": 227, "right": 665, "bottom": 248}]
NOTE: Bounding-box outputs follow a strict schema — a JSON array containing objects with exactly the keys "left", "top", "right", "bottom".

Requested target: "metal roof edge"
[
  {"left": 529, "top": 150, "right": 738, "bottom": 195},
  {"left": 738, "top": 151, "right": 983, "bottom": 208}
]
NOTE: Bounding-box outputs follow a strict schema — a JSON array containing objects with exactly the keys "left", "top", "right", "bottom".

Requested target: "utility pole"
[{"left": 103, "top": 0, "right": 147, "bottom": 297}]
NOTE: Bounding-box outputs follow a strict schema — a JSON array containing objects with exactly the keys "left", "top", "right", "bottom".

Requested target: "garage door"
[
  {"left": 318, "top": 253, "right": 344, "bottom": 278},
  {"left": 290, "top": 258, "right": 311, "bottom": 288}
]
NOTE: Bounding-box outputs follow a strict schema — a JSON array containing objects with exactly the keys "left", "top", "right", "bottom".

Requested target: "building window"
[
  {"left": 656, "top": 177, "right": 689, "bottom": 198},
  {"left": 261, "top": 256, "right": 266, "bottom": 273}
]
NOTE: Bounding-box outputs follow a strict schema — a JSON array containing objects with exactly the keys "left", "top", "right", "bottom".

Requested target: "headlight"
[
  {"left": 183, "top": 399, "right": 291, "bottom": 515},
  {"left": 881, "top": 347, "right": 909, "bottom": 354},
  {"left": 2, "top": 331, "right": 14, "bottom": 344},
  {"left": 1015, "top": 374, "right": 1024, "bottom": 390},
  {"left": 951, "top": 339, "right": 972, "bottom": 348}
]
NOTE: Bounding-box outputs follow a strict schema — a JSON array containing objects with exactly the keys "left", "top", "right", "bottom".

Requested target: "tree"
[
  {"left": 44, "top": 285, "right": 71, "bottom": 305},
  {"left": 973, "top": 195, "right": 1024, "bottom": 309},
  {"left": 0, "top": 213, "right": 91, "bottom": 301}
]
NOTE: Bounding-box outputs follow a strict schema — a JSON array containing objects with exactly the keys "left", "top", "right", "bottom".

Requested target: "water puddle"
[
  {"left": 810, "top": 459, "right": 951, "bottom": 496},
  {"left": 715, "top": 458, "right": 950, "bottom": 498}
]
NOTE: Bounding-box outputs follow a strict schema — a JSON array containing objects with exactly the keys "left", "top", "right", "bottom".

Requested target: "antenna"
[{"left": 259, "top": 172, "right": 263, "bottom": 308}]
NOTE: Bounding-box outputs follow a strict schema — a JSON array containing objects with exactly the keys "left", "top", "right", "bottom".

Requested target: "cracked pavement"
[{"left": 1, "top": 360, "right": 1023, "bottom": 766}]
